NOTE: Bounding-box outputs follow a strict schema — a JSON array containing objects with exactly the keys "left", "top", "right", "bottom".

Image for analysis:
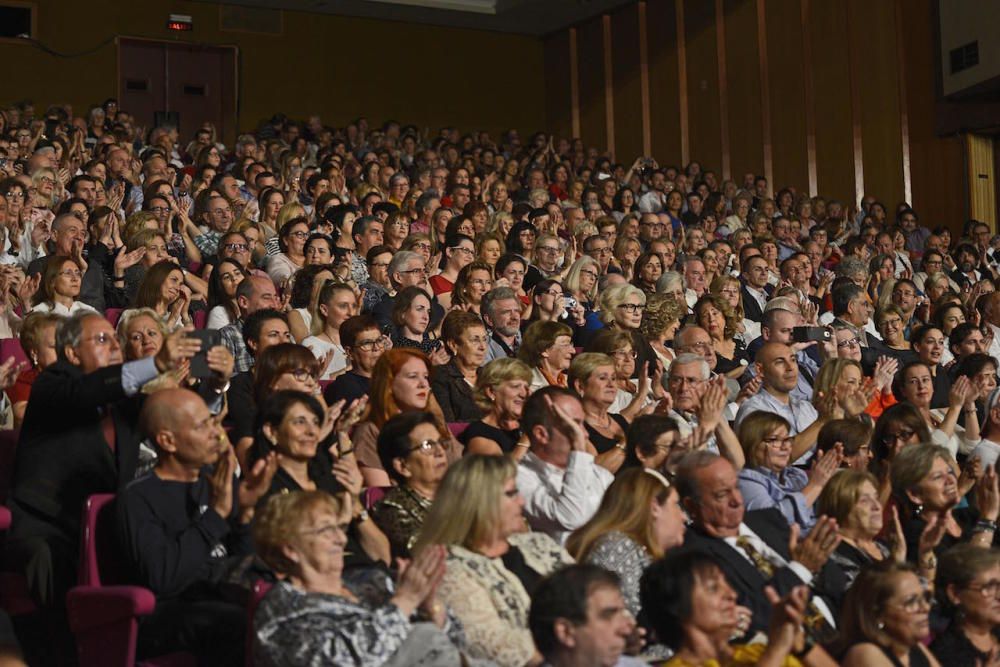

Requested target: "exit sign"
[{"left": 167, "top": 14, "right": 193, "bottom": 31}]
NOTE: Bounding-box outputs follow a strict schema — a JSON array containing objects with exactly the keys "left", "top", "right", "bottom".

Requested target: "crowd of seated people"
[{"left": 0, "top": 97, "right": 996, "bottom": 666}]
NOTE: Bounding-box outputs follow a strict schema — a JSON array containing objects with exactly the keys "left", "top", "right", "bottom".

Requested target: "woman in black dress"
[
  {"left": 459, "top": 357, "right": 533, "bottom": 457},
  {"left": 568, "top": 352, "right": 629, "bottom": 474}
]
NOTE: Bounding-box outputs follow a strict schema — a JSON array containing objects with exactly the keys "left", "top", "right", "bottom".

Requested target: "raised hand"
[
  {"left": 697, "top": 376, "right": 727, "bottom": 432},
  {"left": 393, "top": 544, "right": 448, "bottom": 617},
  {"left": 0, "top": 356, "right": 26, "bottom": 390},
  {"left": 873, "top": 356, "right": 899, "bottom": 393},
  {"left": 809, "top": 446, "right": 843, "bottom": 486},
  {"left": 788, "top": 515, "right": 840, "bottom": 574},
  {"left": 237, "top": 448, "right": 278, "bottom": 519},
  {"left": 736, "top": 374, "right": 763, "bottom": 404},
  {"left": 209, "top": 446, "right": 235, "bottom": 518},
  {"left": 334, "top": 396, "right": 369, "bottom": 433},
  {"left": 889, "top": 506, "right": 907, "bottom": 563},
  {"left": 763, "top": 585, "right": 809, "bottom": 657},
  {"left": 545, "top": 394, "right": 588, "bottom": 451},
  {"left": 154, "top": 326, "right": 202, "bottom": 373},
  {"left": 949, "top": 375, "right": 975, "bottom": 409},
  {"left": 917, "top": 512, "right": 948, "bottom": 558},
  {"left": 331, "top": 456, "right": 364, "bottom": 497},
  {"left": 975, "top": 464, "right": 1000, "bottom": 522},
  {"left": 113, "top": 246, "right": 146, "bottom": 274}
]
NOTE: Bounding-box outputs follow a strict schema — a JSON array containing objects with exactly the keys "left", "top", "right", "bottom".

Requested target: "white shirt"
[
  {"left": 516, "top": 450, "right": 614, "bottom": 545},
  {"left": 972, "top": 438, "right": 1000, "bottom": 468},
  {"left": 30, "top": 300, "right": 98, "bottom": 317},
  {"left": 301, "top": 336, "right": 347, "bottom": 380},
  {"left": 724, "top": 523, "right": 836, "bottom": 628},
  {"left": 638, "top": 190, "right": 665, "bottom": 214},
  {"left": 987, "top": 322, "right": 1000, "bottom": 361},
  {"left": 744, "top": 285, "right": 768, "bottom": 313}
]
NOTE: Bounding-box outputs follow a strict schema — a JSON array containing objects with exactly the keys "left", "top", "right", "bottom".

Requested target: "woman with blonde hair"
[
  {"left": 598, "top": 282, "right": 654, "bottom": 376},
  {"left": 460, "top": 358, "right": 533, "bottom": 457},
  {"left": 563, "top": 256, "right": 600, "bottom": 310},
  {"left": 414, "top": 454, "right": 572, "bottom": 667},
  {"left": 474, "top": 232, "right": 504, "bottom": 271},
  {"left": 711, "top": 273, "right": 758, "bottom": 343},
  {"left": 566, "top": 467, "right": 685, "bottom": 616}
]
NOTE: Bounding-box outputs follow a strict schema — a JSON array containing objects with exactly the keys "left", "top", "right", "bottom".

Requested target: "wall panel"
[
  {"left": 765, "top": 0, "right": 809, "bottom": 193},
  {"left": 611, "top": 5, "right": 644, "bottom": 162},
  {"left": 723, "top": 0, "right": 763, "bottom": 184},
  {"left": 684, "top": 0, "right": 722, "bottom": 172},
  {"left": 808, "top": 0, "right": 855, "bottom": 203},
  {"left": 850, "top": 0, "right": 904, "bottom": 206},
  {"left": 0, "top": 0, "right": 546, "bottom": 141},
  {"left": 544, "top": 31, "right": 573, "bottom": 141},
  {"left": 646, "top": 0, "right": 683, "bottom": 165},
  {"left": 577, "top": 17, "right": 608, "bottom": 152}
]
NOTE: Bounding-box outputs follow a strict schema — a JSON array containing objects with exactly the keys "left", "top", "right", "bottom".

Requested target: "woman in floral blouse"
[
  {"left": 372, "top": 411, "right": 448, "bottom": 559},
  {"left": 253, "top": 490, "right": 487, "bottom": 666},
  {"left": 414, "top": 454, "right": 572, "bottom": 667}
]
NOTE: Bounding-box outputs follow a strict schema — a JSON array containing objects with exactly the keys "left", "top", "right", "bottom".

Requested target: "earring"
[{"left": 877, "top": 621, "right": 885, "bottom": 630}]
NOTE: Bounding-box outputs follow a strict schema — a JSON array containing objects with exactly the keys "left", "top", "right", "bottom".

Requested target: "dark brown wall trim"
[
  {"left": 570, "top": 27, "right": 581, "bottom": 138},
  {"left": 676, "top": 0, "right": 690, "bottom": 166},
  {"left": 894, "top": 0, "right": 912, "bottom": 204},
  {"left": 715, "top": 0, "right": 731, "bottom": 180},
  {"left": 845, "top": 0, "right": 865, "bottom": 205},
  {"left": 801, "top": 0, "right": 817, "bottom": 196},
  {"left": 603, "top": 14, "right": 616, "bottom": 156},
  {"left": 756, "top": 0, "right": 773, "bottom": 191},
  {"left": 638, "top": 1, "right": 652, "bottom": 156}
]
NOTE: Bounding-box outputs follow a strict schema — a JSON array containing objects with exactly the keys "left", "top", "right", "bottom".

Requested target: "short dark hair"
[
  {"left": 625, "top": 414, "right": 680, "bottom": 468},
  {"left": 640, "top": 549, "right": 723, "bottom": 649},
  {"left": 252, "top": 389, "right": 324, "bottom": 461},
  {"left": 391, "top": 286, "right": 432, "bottom": 329},
  {"left": 376, "top": 411, "right": 440, "bottom": 485},
  {"left": 340, "top": 314, "right": 379, "bottom": 350},
  {"left": 831, "top": 282, "right": 864, "bottom": 317},
  {"left": 949, "top": 321, "right": 981, "bottom": 354},
  {"left": 242, "top": 308, "right": 288, "bottom": 352},
  {"left": 521, "top": 386, "right": 577, "bottom": 441},
  {"left": 529, "top": 564, "right": 622, "bottom": 657}
]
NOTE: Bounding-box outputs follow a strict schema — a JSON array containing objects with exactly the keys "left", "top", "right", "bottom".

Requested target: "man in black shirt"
[
  {"left": 323, "top": 314, "right": 386, "bottom": 406},
  {"left": 117, "top": 388, "right": 277, "bottom": 665}
]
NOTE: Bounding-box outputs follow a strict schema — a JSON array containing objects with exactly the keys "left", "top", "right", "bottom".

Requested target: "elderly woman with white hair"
[{"left": 596, "top": 282, "right": 655, "bottom": 378}]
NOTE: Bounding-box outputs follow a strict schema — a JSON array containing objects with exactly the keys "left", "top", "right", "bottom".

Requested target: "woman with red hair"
[{"left": 352, "top": 348, "right": 462, "bottom": 487}]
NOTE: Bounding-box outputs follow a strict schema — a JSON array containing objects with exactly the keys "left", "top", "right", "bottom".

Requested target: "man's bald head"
[
  {"left": 140, "top": 388, "right": 199, "bottom": 441},
  {"left": 757, "top": 341, "right": 794, "bottom": 366}
]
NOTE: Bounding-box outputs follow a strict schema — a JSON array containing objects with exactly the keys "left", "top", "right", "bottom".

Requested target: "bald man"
[
  {"left": 734, "top": 342, "right": 832, "bottom": 463},
  {"left": 117, "top": 388, "right": 276, "bottom": 665}
]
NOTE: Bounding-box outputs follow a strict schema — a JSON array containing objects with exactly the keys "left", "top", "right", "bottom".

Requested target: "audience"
[{"left": 1, "top": 99, "right": 998, "bottom": 666}]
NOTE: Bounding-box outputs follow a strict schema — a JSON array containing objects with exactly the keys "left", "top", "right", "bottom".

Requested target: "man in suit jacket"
[
  {"left": 740, "top": 254, "right": 771, "bottom": 323},
  {"left": 5, "top": 311, "right": 200, "bottom": 606},
  {"left": 675, "top": 451, "right": 848, "bottom": 650}
]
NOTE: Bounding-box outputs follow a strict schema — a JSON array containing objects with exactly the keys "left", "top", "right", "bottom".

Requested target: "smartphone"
[
  {"left": 187, "top": 329, "right": 221, "bottom": 379},
  {"left": 791, "top": 326, "right": 831, "bottom": 343}
]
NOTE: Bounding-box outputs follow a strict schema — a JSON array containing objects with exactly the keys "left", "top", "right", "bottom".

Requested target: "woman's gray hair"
[{"left": 656, "top": 271, "right": 683, "bottom": 294}]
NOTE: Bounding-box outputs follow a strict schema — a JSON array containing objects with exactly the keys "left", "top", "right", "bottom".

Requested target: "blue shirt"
[{"left": 738, "top": 466, "right": 815, "bottom": 531}]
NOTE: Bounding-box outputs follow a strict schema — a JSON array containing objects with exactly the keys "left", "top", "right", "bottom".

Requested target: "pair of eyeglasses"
[
  {"left": 450, "top": 246, "right": 474, "bottom": 256},
  {"left": 224, "top": 243, "right": 248, "bottom": 252},
  {"left": 288, "top": 368, "right": 319, "bottom": 382},
  {"left": 409, "top": 439, "right": 446, "bottom": 454},
  {"left": 354, "top": 337, "right": 389, "bottom": 352},
  {"left": 618, "top": 303, "right": 645, "bottom": 313},
  {"left": 59, "top": 269, "right": 83, "bottom": 279},
  {"left": 148, "top": 206, "right": 170, "bottom": 214},
  {"left": 881, "top": 429, "right": 915, "bottom": 445},
  {"left": 836, "top": 337, "right": 860, "bottom": 349},
  {"left": 400, "top": 267, "right": 428, "bottom": 276},
  {"left": 762, "top": 436, "right": 793, "bottom": 448}
]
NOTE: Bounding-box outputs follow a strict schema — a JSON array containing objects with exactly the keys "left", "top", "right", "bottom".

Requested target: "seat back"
[
  {"left": 0, "top": 429, "right": 18, "bottom": 504},
  {"left": 360, "top": 486, "right": 390, "bottom": 510},
  {"left": 104, "top": 308, "right": 124, "bottom": 328},
  {"left": 447, "top": 422, "right": 469, "bottom": 438},
  {"left": 0, "top": 338, "right": 28, "bottom": 368},
  {"left": 78, "top": 494, "right": 128, "bottom": 588},
  {"left": 245, "top": 579, "right": 273, "bottom": 667}
]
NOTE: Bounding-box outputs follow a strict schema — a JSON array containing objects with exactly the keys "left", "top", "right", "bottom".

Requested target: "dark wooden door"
[{"left": 119, "top": 39, "right": 237, "bottom": 144}]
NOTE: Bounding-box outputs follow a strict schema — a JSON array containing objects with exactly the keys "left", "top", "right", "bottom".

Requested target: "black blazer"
[
  {"left": 740, "top": 284, "right": 768, "bottom": 323},
  {"left": 9, "top": 360, "right": 143, "bottom": 543},
  {"left": 431, "top": 359, "right": 483, "bottom": 423},
  {"left": 682, "top": 508, "right": 849, "bottom": 637}
]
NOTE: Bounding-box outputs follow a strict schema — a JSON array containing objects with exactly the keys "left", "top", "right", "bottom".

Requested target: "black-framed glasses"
[
  {"left": 618, "top": 303, "right": 645, "bottom": 313},
  {"left": 354, "top": 336, "right": 389, "bottom": 352},
  {"left": 288, "top": 368, "right": 319, "bottom": 382},
  {"left": 882, "top": 429, "right": 915, "bottom": 445},
  {"left": 223, "top": 243, "right": 248, "bottom": 252}
]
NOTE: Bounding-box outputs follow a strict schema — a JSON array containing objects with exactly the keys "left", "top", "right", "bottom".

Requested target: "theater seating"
[{"left": 66, "top": 494, "right": 196, "bottom": 667}]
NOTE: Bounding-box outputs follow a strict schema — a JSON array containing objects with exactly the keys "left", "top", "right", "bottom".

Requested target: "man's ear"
[
  {"left": 155, "top": 429, "right": 177, "bottom": 454},
  {"left": 63, "top": 344, "right": 80, "bottom": 366},
  {"left": 531, "top": 423, "right": 549, "bottom": 447},
  {"left": 552, "top": 618, "right": 577, "bottom": 649}
]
